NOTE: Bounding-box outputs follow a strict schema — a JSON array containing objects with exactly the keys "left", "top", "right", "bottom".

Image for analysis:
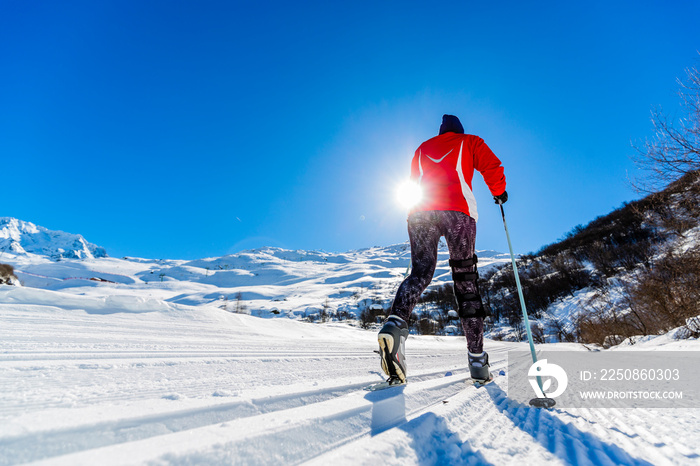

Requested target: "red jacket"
[{"left": 410, "top": 132, "right": 506, "bottom": 221}]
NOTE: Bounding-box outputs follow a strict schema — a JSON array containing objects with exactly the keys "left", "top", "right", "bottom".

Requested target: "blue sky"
[{"left": 2, "top": 1, "right": 699, "bottom": 259}]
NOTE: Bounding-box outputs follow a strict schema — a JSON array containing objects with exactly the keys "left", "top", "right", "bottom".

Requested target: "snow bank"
[{"left": 0, "top": 286, "right": 172, "bottom": 314}]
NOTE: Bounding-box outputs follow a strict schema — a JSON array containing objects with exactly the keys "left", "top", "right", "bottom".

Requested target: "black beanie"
[{"left": 439, "top": 114, "right": 464, "bottom": 135}]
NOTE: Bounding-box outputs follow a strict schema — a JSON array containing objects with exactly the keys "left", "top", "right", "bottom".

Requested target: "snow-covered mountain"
[
  {"left": 0, "top": 217, "right": 107, "bottom": 260},
  {"left": 0, "top": 217, "right": 510, "bottom": 321}
]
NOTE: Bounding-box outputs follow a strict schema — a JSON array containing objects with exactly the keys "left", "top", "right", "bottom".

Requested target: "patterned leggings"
[{"left": 391, "top": 210, "right": 484, "bottom": 354}]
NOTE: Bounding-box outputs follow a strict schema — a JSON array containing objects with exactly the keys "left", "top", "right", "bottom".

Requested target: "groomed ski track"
[{"left": 1, "top": 301, "right": 699, "bottom": 465}]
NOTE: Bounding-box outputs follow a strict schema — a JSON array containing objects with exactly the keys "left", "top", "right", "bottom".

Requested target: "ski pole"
[{"left": 499, "top": 204, "right": 543, "bottom": 392}]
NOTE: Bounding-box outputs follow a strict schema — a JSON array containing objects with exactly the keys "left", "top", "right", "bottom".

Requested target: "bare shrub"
[
  {"left": 0, "top": 263, "right": 19, "bottom": 286},
  {"left": 233, "top": 292, "right": 247, "bottom": 314},
  {"left": 320, "top": 298, "right": 332, "bottom": 323},
  {"left": 549, "top": 253, "right": 591, "bottom": 290},
  {"left": 359, "top": 309, "right": 373, "bottom": 329},
  {"left": 512, "top": 318, "right": 525, "bottom": 342},
  {"left": 634, "top": 170, "right": 700, "bottom": 237},
  {"left": 531, "top": 323, "right": 546, "bottom": 344},
  {"left": 483, "top": 251, "right": 593, "bottom": 323},
  {"left": 576, "top": 245, "right": 700, "bottom": 345},
  {"left": 419, "top": 284, "right": 455, "bottom": 312},
  {"left": 575, "top": 311, "right": 632, "bottom": 348},
  {"left": 550, "top": 316, "right": 577, "bottom": 343},
  {"left": 627, "top": 245, "right": 700, "bottom": 332},
  {"left": 416, "top": 312, "right": 438, "bottom": 335},
  {"left": 359, "top": 305, "right": 387, "bottom": 329},
  {"left": 633, "top": 59, "right": 700, "bottom": 191},
  {"left": 574, "top": 296, "right": 648, "bottom": 347}
]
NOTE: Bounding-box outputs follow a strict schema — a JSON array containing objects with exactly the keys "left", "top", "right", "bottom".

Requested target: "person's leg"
[
  {"left": 463, "top": 319, "right": 484, "bottom": 354},
  {"left": 379, "top": 211, "right": 441, "bottom": 383},
  {"left": 440, "top": 211, "right": 485, "bottom": 355},
  {"left": 390, "top": 211, "right": 441, "bottom": 322}
]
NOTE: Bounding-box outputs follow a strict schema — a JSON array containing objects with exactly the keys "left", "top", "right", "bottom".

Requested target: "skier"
[{"left": 378, "top": 114, "right": 507, "bottom": 386}]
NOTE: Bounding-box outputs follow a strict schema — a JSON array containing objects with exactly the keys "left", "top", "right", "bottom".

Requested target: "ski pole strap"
[{"left": 448, "top": 255, "right": 478, "bottom": 268}]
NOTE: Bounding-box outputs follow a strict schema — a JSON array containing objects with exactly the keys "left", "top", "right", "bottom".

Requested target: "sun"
[{"left": 396, "top": 180, "right": 422, "bottom": 210}]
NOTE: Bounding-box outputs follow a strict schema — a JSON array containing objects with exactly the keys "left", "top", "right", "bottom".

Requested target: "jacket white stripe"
[
  {"left": 418, "top": 150, "right": 424, "bottom": 182},
  {"left": 455, "top": 141, "right": 479, "bottom": 222}
]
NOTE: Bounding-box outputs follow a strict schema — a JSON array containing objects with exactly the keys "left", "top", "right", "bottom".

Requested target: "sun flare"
[{"left": 396, "top": 180, "right": 422, "bottom": 210}]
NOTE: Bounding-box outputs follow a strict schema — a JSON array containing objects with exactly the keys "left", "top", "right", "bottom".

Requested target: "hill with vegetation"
[{"left": 474, "top": 170, "right": 700, "bottom": 346}]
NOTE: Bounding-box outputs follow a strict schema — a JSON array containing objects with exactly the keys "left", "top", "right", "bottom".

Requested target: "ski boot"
[
  {"left": 378, "top": 315, "right": 409, "bottom": 383},
  {"left": 468, "top": 351, "right": 492, "bottom": 384}
]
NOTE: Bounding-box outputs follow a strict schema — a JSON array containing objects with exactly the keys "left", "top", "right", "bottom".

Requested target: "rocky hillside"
[{"left": 480, "top": 170, "right": 700, "bottom": 346}]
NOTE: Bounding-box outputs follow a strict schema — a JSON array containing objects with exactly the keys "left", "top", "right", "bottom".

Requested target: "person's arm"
[
  {"left": 471, "top": 137, "right": 506, "bottom": 197},
  {"left": 410, "top": 148, "right": 421, "bottom": 182}
]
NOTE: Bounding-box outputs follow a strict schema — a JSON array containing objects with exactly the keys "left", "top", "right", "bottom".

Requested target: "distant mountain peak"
[{"left": 0, "top": 217, "right": 107, "bottom": 261}]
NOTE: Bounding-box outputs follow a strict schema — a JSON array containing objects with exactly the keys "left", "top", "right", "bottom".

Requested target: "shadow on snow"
[
  {"left": 484, "top": 383, "right": 654, "bottom": 466},
  {"left": 365, "top": 387, "right": 493, "bottom": 465}
]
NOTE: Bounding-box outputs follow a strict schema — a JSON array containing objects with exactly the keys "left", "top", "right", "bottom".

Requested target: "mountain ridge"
[
  {"left": 0, "top": 217, "right": 107, "bottom": 260},
  {"left": 0, "top": 217, "right": 511, "bottom": 324}
]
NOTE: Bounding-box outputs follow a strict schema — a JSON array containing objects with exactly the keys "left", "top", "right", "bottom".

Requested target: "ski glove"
[{"left": 493, "top": 191, "right": 508, "bottom": 205}]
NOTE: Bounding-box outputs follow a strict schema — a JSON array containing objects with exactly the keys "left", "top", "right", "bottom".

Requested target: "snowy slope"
[
  {"left": 1, "top": 286, "right": 698, "bottom": 465},
  {"left": 1, "top": 219, "right": 699, "bottom": 465}
]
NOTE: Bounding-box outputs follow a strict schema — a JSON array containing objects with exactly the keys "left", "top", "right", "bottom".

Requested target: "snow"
[
  {"left": 0, "top": 218, "right": 107, "bottom": 260},
  {"left": 1, "top": 219, "right": 699, "bottom": 465}
]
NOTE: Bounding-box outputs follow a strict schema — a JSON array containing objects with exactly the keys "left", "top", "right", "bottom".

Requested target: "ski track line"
[
  {"left": 0, "top": 365, "right": 473, "bottom": 464},
  {"left": 0, "top": 350, "right": 379, "bottom": 363},
  {"left": 9, "top": 370, "right": 481, "bottom": 465},
  {"left": 302, "top": 367, "right": 510, "bottom": 466},
  {"left": 0, "top": 354, "right": 462, "bottom": 415},
  {"left": 308, "top": 376, "right": 668, "bottom": 466},
  {"left": 0, "top": 364, "right": 470, "bottom": 417},
  {"left": 306, "top": 374, "right": 534, "bottom": 466},
  {"left": 0, "top": 381, "right": 371, "bottom": 465}
]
